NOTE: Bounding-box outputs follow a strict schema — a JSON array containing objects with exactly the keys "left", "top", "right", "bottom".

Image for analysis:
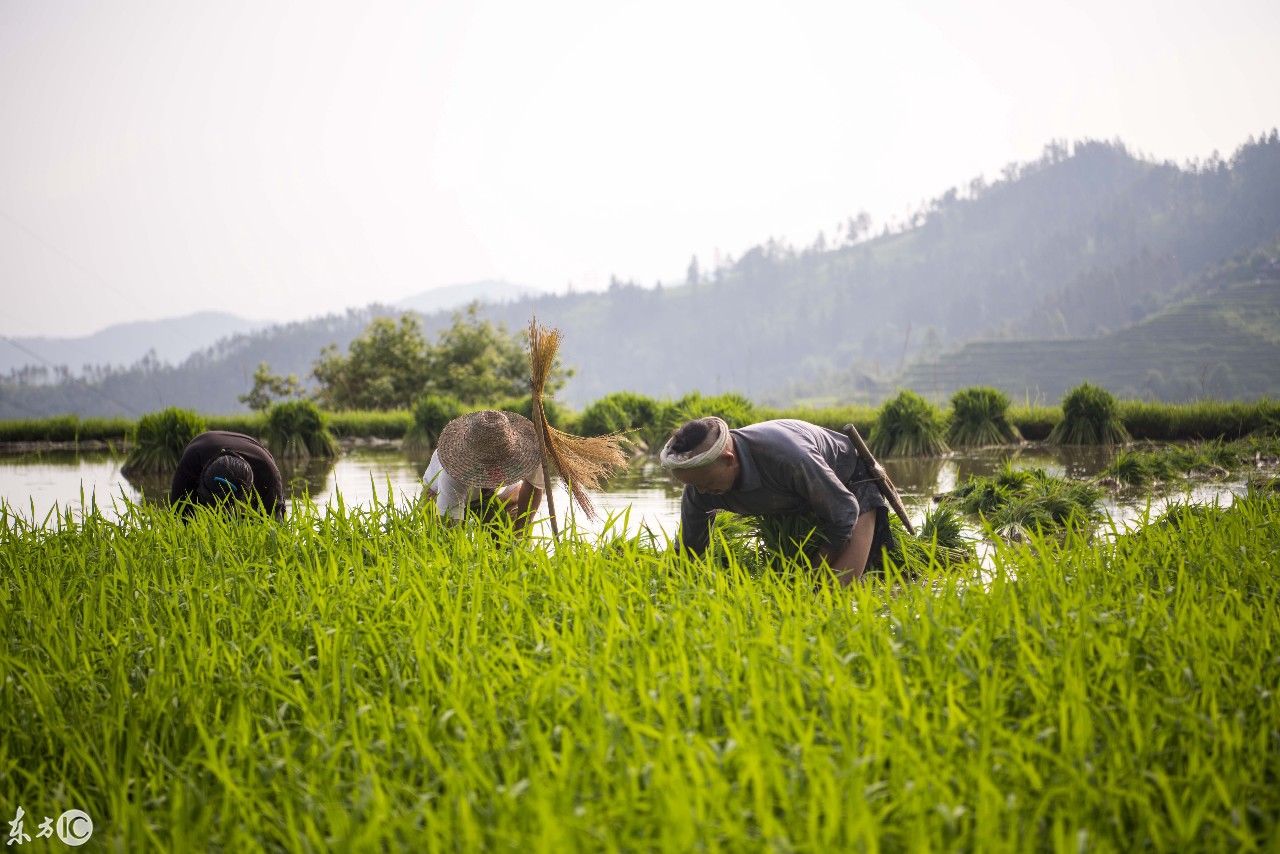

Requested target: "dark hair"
[
  {"left": 667, "top": 418, "right": 716, "bottom": 454},
  {"left": 196, "top": 453, "right": 255, "bottom": 505}
]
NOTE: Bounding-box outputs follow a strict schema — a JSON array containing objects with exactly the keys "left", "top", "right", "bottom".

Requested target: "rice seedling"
[
  {"left": 120, "top": 406, "right": 206, "bottom": 475},
  {"left": 402, "top": 393, "right": 465, "bottom": 456},
  {"left": 1048, "top": 382, "right": 1131, "bottom": 445},
  {"left": 3, "top": 491, "right": 1277, "bottom": 850},
  {"left": 947, "top": 386, "right": 1022, "bottom": 447},
  {"left": 940, "top": 463, "right": 1103, "bottom": 541},
  {"left": 869, "top": 390, "right": 950, "bottom": 457},
  {"left": 261, "top": 400, "right": 339, "bottom": 462}
]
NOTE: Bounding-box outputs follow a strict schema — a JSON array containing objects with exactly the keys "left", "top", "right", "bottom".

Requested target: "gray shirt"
[{"left": 676, "top": 419, "right": 887, "bottom": 555}]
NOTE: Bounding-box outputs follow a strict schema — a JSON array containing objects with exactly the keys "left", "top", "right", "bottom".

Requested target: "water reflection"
[{"left": 0, "top": 443, "right": 1247, "bottom": 540}]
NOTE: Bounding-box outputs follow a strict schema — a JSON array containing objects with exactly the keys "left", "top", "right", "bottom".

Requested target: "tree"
[
  {"left": 312, "top": 314, "right": 432, "bottom": 410},
  {"left": 686, "top": 255, "right": 700, "bottom": 286},
  {"left": 424, "top": 303, "right": 571, "bottom": 403},
  {"left": 310, "top": 305, "right": 572, "bottom": 411},
  {"left": 239, "top": 362, "right": 303, "bottom": 411}
]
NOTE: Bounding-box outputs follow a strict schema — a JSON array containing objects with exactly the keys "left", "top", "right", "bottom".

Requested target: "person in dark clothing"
[
  {"left": 660, "top": 417, "right": 895, "bottom": 584},
  {"left": 170, "top": 431, "right": 286, "bottom": 519}
]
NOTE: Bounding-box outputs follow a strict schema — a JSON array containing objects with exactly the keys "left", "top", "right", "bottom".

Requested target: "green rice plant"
[
  {"left": 1048, "top": 382, "right": 1131, "bottom": 445},
  {"left": 1, "top": 491, "right": 1279, "bottom": 849},
  {"left": 579, "top": 391, "right": 663, "bottom": 440},
  {"left": 262, "top": 399, "right": 338, "bottom": 462},
  {"left": 121, "top": 407, "right": 206, "bottom": 475},
  {"left": 947, "top": 386, "right": 1022, "bottom": 447},
  {"left": 403, "top": 393, "right": 465, "bottom": 455},
  {"left": 941, "top": 464, "right": 1102, "bottom": 541},
  {"left": 869, "top": 390, "right": 949, "bottom": 457}
]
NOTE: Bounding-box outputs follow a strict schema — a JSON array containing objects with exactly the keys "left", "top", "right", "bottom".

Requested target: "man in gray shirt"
[{"left": 661, "top": 417, "right": 893, "bottom": 584}]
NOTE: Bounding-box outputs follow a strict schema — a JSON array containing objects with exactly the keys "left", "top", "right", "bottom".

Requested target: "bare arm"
[{"left": 815, "top": 510, "right": 877, "bottom": 585}]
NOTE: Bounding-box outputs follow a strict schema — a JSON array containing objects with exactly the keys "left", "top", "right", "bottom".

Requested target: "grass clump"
[
  {"left": 121, "top": 407, "right": 206, "bottom": 475},
  {"left": 870, "top": 390, "right": 949, "bottom": 457},
  {"left": 1048, "top": 382, "right": 1131, "bottom": 445},
  {"left": 941, "top": 463, "right": 1103, "bottom": 541},
  {"left": 262, "top": 400, "right": 338, "bottom": 462},
  {"left": 579, "top": 391, "right": 663, "bottom": 445},
  {"left": 403, "top": 393, "right": 465, "bottom": 456},
  {"left": 947, "top": 386, "right": 1021, "bottom": 447}
]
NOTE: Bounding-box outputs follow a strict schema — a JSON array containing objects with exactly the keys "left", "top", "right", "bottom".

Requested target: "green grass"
[
  {"left": 2, "top": 493, "right": 1277, "bottom": 850},
  {"left": 870, "top": 390, "right": 950, "bottom": 457},
  {"left": 1100, "top": 436, "right": 1280, "bottom": 489}
]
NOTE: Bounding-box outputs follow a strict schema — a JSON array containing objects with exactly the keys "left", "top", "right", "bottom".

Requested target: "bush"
[
  {"left": 579, "top": 392, "right": 663, "bottom": 443},
  {"left": 492, "top": 395, "right": 573, "bottom": 431},
  {"left": 122, "top": 408, "right": 207, "bottom": 475},
  {"left": 404, "top": 394, "right": 466, "bottom": 455},
  {"left": 262, "top": 400, "right": 338, "bottom": 462},
  {"left": 869, "top": 390, "right": 949, "bottom": 457},
  {"left": 1048, "top": 383, "right": 1130, "bottom": 445},
  {"left": 947, "top": 387, "right": 1021, "bottom": 447}
]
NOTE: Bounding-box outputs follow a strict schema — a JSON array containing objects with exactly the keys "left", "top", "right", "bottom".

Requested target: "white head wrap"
[{"left": 659, "top": 416, "right": 730, "bottom": 469}]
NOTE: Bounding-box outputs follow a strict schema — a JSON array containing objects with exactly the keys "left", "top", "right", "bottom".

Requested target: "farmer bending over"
[
  {"left": 170, "top": 430, "right": 286, "bottom": 519},
  {"left": 662, "top": 417, "right": 894, "bottom": 584},
  {"left": 422, "top": 410, "right": 544, "bottom": 533}
]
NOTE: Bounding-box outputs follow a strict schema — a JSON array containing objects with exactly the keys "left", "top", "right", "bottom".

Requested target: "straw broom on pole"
[{"left": 528, "top": 317, "right": 628, "bottom": 533}]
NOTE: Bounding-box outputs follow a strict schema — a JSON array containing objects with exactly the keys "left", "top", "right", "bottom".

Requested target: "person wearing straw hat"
[
  {"left": 660, "top": 417, "right": 894, "bottom": 584},
  {"left": 422, "top": 410, "right": 545, "bottom": 532},
  {"left": 170, "top": 430, "right": 286, "bottom": 520}
]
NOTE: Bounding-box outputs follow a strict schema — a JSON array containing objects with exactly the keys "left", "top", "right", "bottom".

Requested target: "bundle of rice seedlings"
[
  {"left": 941, "top": 465, "right": 1102, "bottom": 541},
  {"left": 403, "top": 394, "right": 465, "bottom": 456},
  {"left": 122, "top": 407, "right": 207, "bottom": 476},
  {"left": 869, "top": 390, "right": 949, "bottom": 457},
  {"left": 1048, "top": 382, "right": 1130, "bottom": 445},
  {"left": 261, "top": 400, "right": 338, "bottom": 462},
  {"left": 529, "top": 319, "right": 628, "bottom": 521},
  {"left": 1104, "top": 450, "right": 1155, "bottom": 487},
  {"left": 947, "top": 386, "right": 1021, "bottom": 447}
]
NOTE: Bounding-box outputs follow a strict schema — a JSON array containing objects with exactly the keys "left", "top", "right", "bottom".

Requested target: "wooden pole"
[
  {"left": 843, "top": 423, "right": 916, "bottom": 536},
  {"left": 532, "top": 396, "right": 559, "bottom": 542}
]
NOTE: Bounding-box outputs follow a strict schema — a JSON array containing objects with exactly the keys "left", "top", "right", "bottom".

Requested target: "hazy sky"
[{"left": 2, "top": 0, "right": 1278, "bottom": 337}]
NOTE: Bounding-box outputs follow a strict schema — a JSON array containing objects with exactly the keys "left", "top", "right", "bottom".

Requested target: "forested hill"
[{"left": 4, "top": 132, "right": 1280, "bottom": 417}]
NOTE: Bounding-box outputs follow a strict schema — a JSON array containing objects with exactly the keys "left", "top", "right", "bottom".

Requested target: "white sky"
[{"left": 1, "top": 0, "right": 1278, "bottom": 337}]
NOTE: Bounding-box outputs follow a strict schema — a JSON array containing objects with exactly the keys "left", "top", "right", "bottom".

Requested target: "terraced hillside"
[{"left": 902, "top": 275, "right": 1280, "bottom": 403}]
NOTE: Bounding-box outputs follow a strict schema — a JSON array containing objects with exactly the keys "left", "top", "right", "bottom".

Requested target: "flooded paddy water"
[{"left": 0, "top": 443, "right": 1256, "bottom": 543}]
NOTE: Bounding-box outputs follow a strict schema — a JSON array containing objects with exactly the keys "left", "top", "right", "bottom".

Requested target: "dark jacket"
[{"left": 170, "top": 431, "right": 285, "bottom": 519}]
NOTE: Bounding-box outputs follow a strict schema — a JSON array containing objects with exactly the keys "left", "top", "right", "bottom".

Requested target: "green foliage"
[
  {"left": 312, "top": 314, "right": 432, "bottom": 411},
  {"left": 262, "top": 400, "right": 337, "bottom": 461},
  {"left": 1049, "top": 382, "right": 1131, "bottom": 445},
  {"left": 492, "top": 395, "right": 572, "bottom": 431},
  {"left": 310, "top": 305, "right": 572, "bottom": 412},
  {"left": 947, "top": 386, "right": 1021, "bottom": 447},
  {"left": 870, "top": 390, "right": 949, "bottom": 457},
  {"left": 652, "top": 392, "right": 758, "bottom": 449},
  {"left": 2, "top": 489, "right": 1280, "bottom": 849},
  {"left": 122, "top": 407, "right": 207, "bottom": 475},
  {"left": 0, "top": 415, "right": 133, "bottom": 444},
  {"left": 239, "top": 362, "right": 304, "bottom": 411},
  {"left": 403, "top": 394, "right": 466, "bottom": 455},
  {"left": 580, "top": 392, "right": 663, "bottom": 441}
]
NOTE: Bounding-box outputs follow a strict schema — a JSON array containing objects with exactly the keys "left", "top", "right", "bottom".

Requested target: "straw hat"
[{"left": 436, "top": 410, "right": 542, "bottom": 489}]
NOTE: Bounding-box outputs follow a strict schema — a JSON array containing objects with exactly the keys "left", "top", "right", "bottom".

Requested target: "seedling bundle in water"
[
  {"left": 1049, "top": 382, "right": 1131, "bottom": 445},
  {"left": 262, "top": 400, "right": 338, "bottom": 462},
  {"left": 870, "top": 390, "right": 949, "bottom": 457},
  {"left": 947, "top": 386, "right": 1021, "bottom": 447},
  {"left": 939, "top": 462, "right": 1104, "bottom": 542},
  {"left": 121, "top": 406, "right": 206, "bottom": 476}
]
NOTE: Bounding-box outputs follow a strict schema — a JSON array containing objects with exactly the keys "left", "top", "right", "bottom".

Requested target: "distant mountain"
[
  {"left": 395, "top": 280, "right": 544, "bottom": 315},
  {"left": 0, "top": 311, "right": 265, "bottom": 376},
  {"left": 4, "top": 131, "right": 1280, "bottom": 418},
  {"left": 899, "top": 254, "right": 1280, "bottom": 403}
]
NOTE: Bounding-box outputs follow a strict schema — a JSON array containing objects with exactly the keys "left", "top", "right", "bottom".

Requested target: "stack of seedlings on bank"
[
  {"left": 121, "top": 407, "right": 206, "bottom": 476},
  {"left": 528, "top": 319, "right": 628, "bottom": 522},
  {"left": 262, "top": 400, "right": 339, "bottom": 462},
  {"left": 947, "top": 386, "right": 1021, "bottom": 448},
  {"left": 1048, "top": 382, "right": 1131, "bottom": 445},
  {"left": 870, "top": 390, "right": 950, "bottom": 457},
  {"left": 938, "top": 462, "right": 1103, "bottom": 543}
]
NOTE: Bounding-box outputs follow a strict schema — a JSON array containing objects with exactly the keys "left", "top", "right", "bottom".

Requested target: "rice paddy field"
[{"left": 2, "top": 484, "right": 1278, "bottom": 850}]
